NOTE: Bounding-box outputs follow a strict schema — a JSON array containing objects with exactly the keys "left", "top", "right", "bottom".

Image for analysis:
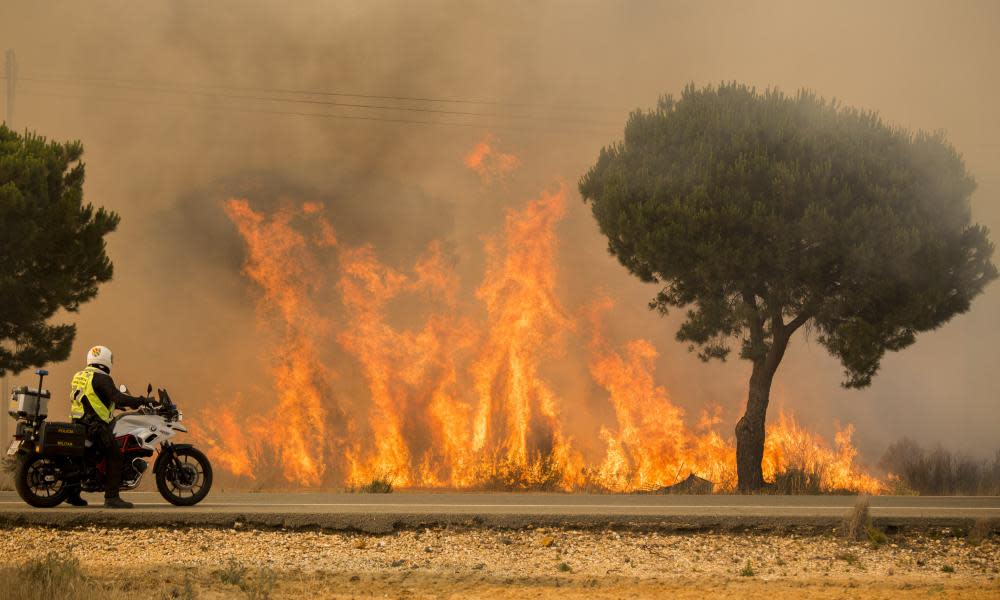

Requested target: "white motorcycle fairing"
[{"left": 113, "top": 412, "right": 188, "bottom": 451}]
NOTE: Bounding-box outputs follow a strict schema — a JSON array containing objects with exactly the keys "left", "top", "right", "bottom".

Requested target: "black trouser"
[{"left": 76, "top": 418, "right": 122, "bottom": 498}]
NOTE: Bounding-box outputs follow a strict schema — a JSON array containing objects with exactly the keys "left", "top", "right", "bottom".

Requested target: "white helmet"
[{"left": 86, "top": 345, "right": 113, "bottom": 372}]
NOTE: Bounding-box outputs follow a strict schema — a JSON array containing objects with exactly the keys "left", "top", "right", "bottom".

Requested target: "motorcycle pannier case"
[
  {"left": 38, "top": 422, "right": 87, "bottom": 457},
  {"left": 8, "top": 386, "right": 50, "bottom": 419}
]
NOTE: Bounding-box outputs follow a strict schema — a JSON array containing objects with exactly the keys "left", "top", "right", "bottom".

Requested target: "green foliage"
[
  {"left": 866, "top": 524, "right": 888, "bottom": 548},
  {"left": 0, "top": 125, "right": 119, "bottom": 375},
  {"left": 739, "top": 560, "right": 754, "bottom": 577},
  {"left": 580, "top": 83, "right": 996, "bottom": 388}
]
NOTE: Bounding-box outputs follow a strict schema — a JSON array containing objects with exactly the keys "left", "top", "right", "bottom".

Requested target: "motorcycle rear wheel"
[
  {"left": 15, "top": 454, "right": 70, "bottom": 508},
  {"left": 155, "top": 447, "right": 212, "bottom": 506}
]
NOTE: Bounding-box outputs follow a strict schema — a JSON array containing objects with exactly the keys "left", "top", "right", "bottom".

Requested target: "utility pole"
[
  {"left": 1, "top": 374, "right": 7, "bottom": 459},
  {"left": 1, "top": 50, "right": 12, "bottom": 452},
  {"left": 4, "top": 49, "right": 15, "bottom": 127}
]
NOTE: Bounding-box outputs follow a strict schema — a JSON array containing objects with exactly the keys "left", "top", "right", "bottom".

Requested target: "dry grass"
[
  {"left": 842, "top": 496, "right": 871, "bottom": 541},
  {"left": 841, "top": 496, "right": 889, "bottom": 547},
  {"left": 360, "top": 477, "right": 394, "bottom": 494},
  {"left": 474, "top": 454, "right": 565, "bottom": 492},
  {"left": 880, "top": 439, "right": 1000, "bottom": 495},
  {"left": 348, "top": 471, "right": 395, "bottom": 494},
  {"left": 0, "top": 456, "right": 15, "bottom": 492},
  {"left": 0, "top": 553, "right": 128, "bottom": 600},
  {"left": 1, "top": 527, "right": 998, "bottom": 599},
  {"left": 968, "top": 518, "right": 995, "bottom": 545},
  {"left": 771, "top": 468, "right": 823, "bottom": 495}
]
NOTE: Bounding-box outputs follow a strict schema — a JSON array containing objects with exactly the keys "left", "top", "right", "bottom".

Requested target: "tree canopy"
[
  {"left": 0, "top": 125, "right": 119, "bottom": 376},
  {"left": 580, "top": 83, "right": 996, "bottom": 388},
  {"left": 579, "top": 83, "right": 996, "bottom": 491}
]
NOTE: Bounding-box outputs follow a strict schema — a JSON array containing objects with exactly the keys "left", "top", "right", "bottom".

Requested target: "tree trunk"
[{"left": 735, "top": 360, "right": 775, "bottom": 493}]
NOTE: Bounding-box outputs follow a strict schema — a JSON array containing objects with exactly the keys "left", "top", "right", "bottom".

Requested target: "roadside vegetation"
[
  {"left": 880, "top": 439, "right": 1000, "bottom": 496},
  {"left": 349, "top": 472, "right": 395, "bottom": 494},
  {"left": 0, "top": 527, "right": 996, "bottom": 599},
  {"left": 360, "top": 477, "right": 394, "bottom": 494},
  {"left": 0, "top": 553, "right": 127, "bottom": 600},
  {"left": 207, "top": 439, "right": 1000, "bottom": 496},
  {"left": 0, "top": 126, "right": 121, "bottom": 377},
  {"left": 0, "top": 456, "right": 15, "bottom": 492}
]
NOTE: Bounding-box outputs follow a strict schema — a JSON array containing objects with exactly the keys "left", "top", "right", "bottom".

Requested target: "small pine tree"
[{"left": 0, "top": 125, "right": 119, "bottom": 375}]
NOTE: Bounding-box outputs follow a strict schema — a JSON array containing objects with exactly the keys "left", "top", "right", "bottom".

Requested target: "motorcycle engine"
[{"left": 122, "top": 457, "right": 148, "bottom": 488}]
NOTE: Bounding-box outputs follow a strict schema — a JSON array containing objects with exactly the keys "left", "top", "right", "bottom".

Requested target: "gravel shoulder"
[{"left": 1, "top": 525, "right": 997, "bottom": 598}]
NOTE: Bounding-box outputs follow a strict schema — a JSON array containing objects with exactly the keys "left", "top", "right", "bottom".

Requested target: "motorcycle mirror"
[
  {"left": 119, "top": 384, "right": 128, "bottom": 393},
  {"left": 147, "top": 383, "right": 153, "bottom": 396}
]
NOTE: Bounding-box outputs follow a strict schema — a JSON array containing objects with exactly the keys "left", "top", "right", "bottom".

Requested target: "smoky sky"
[{"left": 1, "top": 0, "right": 997, "bottom": 466}]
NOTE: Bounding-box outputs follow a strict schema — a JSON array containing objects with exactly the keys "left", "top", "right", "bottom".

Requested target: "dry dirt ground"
[{"left": 0, "top": 525, "right": 997, "bottom": 599}]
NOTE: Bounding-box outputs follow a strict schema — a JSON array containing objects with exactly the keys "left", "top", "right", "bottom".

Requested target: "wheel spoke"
[{"left": 158, "top": 451, "right": 208, "bottom": 503}]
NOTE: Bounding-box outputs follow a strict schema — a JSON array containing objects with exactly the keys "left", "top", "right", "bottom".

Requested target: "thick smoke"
[{"left": 0, "top": 0, "right": 997, "bottom": 471}]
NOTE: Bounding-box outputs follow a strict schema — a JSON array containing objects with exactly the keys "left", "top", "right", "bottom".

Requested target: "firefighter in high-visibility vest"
[{"left": 67, "top": 345, "right": 149, "bottom": 509}]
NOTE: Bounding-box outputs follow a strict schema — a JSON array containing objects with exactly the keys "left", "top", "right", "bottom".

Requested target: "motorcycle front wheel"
[
  {"left": 15, "top": 454, "right": 70, "bottom": 508},
  {"left": 155, "top": 447, "right": 212, "bottom": 506}
]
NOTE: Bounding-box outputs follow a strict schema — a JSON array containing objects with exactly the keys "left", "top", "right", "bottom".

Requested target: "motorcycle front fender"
[{"left": 153, "top": 443, "right": 194, "bottom": 474}]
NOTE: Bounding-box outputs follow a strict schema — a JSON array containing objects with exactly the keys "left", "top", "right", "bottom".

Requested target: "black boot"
[
  {"left": 103, "top": 496, "right": 133, "bottom": 509},
  {"left": 65, "top": 489, "right": 88, "bottom": 507}
]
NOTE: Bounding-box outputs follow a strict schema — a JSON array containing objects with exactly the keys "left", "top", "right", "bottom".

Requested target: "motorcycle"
[{"left": 6, "top": 369, "right": 212, "bottom": 508}]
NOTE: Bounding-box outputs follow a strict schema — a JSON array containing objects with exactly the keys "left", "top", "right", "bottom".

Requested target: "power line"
[
  {"left": 19, "top": 88, "right": 619, "bottom": 136},
  {"left": 19, "top": 75, "right": 622, "bottom": 127},
  {"left": 21, "top": 71, "right": 629, "bottom": 114}
]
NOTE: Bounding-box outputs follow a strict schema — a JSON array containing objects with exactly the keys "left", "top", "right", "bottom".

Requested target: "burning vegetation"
[{"left": 199, "top": 141, "right": 882, "bottom": 494}]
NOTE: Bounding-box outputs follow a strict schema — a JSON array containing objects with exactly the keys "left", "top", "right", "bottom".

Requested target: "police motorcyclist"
[{"left": 66, "top": 346, "right": 151, "bottom": 509}]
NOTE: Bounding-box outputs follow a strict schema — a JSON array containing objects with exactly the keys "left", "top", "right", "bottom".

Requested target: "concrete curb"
[{"left": 0, "top": 510, "right": 991, "bottom": 535}]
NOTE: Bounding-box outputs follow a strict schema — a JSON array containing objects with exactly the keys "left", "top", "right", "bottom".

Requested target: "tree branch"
[
  {"left": 786, "top": 309, "right": 813, "bottom": 334},
  {"left": 742, "top": 290, "right": 767, "bottom": 362},
  {"left": 765, "top": 295, "right": 786, "bottom": 337}
]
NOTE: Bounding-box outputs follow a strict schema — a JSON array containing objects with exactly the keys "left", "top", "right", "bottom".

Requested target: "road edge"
[{"left": 0, "top": 510, "right": 996, "bottom": 535}]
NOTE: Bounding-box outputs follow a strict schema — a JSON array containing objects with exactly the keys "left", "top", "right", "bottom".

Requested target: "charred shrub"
[
  {"left": 772, "top": 468, "right": 823, "bottom": 495},
  {"left": 360, "top": 477, "right": 394, "bottom": 494}
]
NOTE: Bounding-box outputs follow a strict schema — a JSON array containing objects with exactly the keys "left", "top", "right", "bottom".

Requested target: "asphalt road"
[{"left": 0, "top": 491, "right": 997, "bottom": 532}]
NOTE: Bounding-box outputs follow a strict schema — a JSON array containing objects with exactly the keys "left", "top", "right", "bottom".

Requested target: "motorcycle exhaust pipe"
[{"left": 132, "top": 458, "right": 148, "bottom": 473}]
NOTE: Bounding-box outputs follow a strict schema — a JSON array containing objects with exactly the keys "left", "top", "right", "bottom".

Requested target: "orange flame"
[
  {"left": 585, "top": 297, "right": 735, "bottom": 491},
  {"left": 200, "top": 139, "right": 883, "bottom": 494},
  {"left": 463, "top": 133, "right": 520, "bottom": 185},
  {"left": 201, "top": 199, "right": 340, "bottom": 486}
]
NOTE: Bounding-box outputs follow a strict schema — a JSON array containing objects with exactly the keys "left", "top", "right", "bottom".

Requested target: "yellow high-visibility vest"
[{"left": 69, "top": 366, "right": 114, "bottom": 423}]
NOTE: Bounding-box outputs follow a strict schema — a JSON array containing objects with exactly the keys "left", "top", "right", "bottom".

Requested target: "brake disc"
[{"left": 172, "top": 463, "right": 199, "bottom": 489}]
